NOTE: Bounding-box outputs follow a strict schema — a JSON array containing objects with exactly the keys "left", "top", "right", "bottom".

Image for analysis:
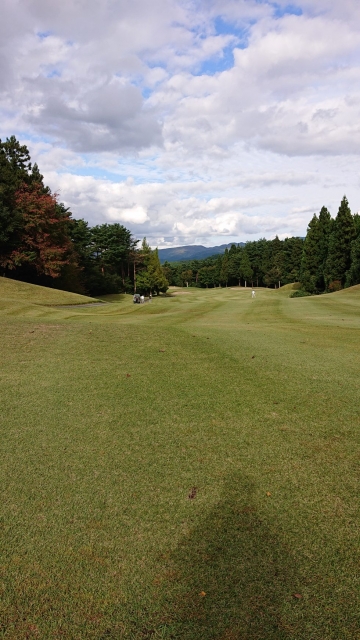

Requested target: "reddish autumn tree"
[{"left": 1, "top": 181, "right": 75, "bottom": 278}]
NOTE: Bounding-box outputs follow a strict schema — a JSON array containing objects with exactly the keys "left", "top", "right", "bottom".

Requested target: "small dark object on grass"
[
  {"left": 188, "top": 487, "right": 197, "bottom": 499},
  {"left": 292, "top": 593, "right": 302, "bottom": 599},
  {"left": 159, "top": 349, "right": 165, "bottom": 352},
  {"left": 126, "top": 373, "right": 131, "bottom": 378},
  {"left": 251, "top": 355, "right": 255, "bottom": 359}
]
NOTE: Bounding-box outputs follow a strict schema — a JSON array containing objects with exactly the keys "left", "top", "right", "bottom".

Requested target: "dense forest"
[
  {"left": 163, "top": 235, "right": 304, "bottom": 289},
  {"left": 1, "top": 136, "right": 360, "bottom": 297},
  {"left": 163, "top": 196, "right": 360, "bottom": 294},
  {"left": 0, "top": 137, "right": 168, "bottom": 296}
]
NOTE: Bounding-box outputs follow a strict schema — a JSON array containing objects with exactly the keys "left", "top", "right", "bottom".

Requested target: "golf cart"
[{"left": 133, "top": 293, "right": 141, "bottom": 304}]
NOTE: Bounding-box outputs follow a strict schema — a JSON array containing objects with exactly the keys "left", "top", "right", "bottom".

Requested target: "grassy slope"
[
  {"left": 0, "top": 277, "right": 97, "bottom": 307},
  {"left": 0, "top": 286, "right": 359, "bottom": 639}
]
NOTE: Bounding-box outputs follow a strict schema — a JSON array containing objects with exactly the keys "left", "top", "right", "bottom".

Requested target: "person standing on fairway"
[{"left": 252, "top": 289, "right": 256, "bottom": 298}]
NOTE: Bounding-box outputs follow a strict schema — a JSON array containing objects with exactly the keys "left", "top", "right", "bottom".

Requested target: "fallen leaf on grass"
[
  {"left": 200, "top": 591, "right": 206, "bottom": 597},
  {"left": 188, "top": 487, "right": 197, "bottom": 499},
  {"left": 126, "top": 374, "right": 131, "bottom": 378},
  {"left": 159, "top": 349, "right": 165, "bottom": 352},
  {"left": 292, "top": 593, "right": 302, "bottom": 599},
  {"left": 251, "top": 355, "right": 255, "bottom": 359},
  {"left": 266, "top": 492, "right": 271, "bottom": 497}
]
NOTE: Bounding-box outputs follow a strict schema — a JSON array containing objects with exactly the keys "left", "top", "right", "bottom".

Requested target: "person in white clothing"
[{"left": 251, "top": 289, "right": 256, "bottom": 298}]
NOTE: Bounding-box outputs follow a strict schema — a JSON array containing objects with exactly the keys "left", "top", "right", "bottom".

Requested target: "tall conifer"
[
  {"left": 325, "top": 196, "right": 355, "bottom": 289},
  {"left": 300, "top": 206, "right": 331, "bottom": 293}
]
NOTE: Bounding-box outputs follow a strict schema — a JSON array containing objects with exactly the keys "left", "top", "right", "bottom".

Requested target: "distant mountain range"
[{"left": 158, "top": 242, "right": 245, "bottom": 263}]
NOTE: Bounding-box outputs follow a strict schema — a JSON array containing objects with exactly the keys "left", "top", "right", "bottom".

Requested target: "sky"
[{"left": 1, "top": 0, "right": 360, "bottom": 248}]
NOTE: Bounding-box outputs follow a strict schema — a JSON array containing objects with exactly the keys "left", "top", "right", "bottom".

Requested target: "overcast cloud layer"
[{"left": 1, "top": 0, "right": 360, "bottom": 246}]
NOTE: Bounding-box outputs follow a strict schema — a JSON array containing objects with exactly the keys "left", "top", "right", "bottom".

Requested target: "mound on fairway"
[{"left": 0, "top": 277, "right": 98, "bottom": 306}]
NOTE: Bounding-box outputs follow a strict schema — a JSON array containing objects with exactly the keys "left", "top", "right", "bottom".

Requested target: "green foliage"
[
  {"left": 290, "top": 289, "right": 312, "bottom": 298},
  {"left": 0, "top": 137, "right": 140, "bottom": 296},
  {"left": 345, "top": 234, "right": 360, "bottom": 287},
  {"left": 325, "top": 196, "right": 355, "bottom": 288},
  {"left": 135, "top": 239, "right": 169, "bottom": 294},
  {"left": 0, "top": 136, "right": 33, "bottom": 257},
  {"left": 300, "top": 206, "right": 332, "bottom": 293},
  {"left": 239, "top": 249, "right": 253, "bottom": 285}
]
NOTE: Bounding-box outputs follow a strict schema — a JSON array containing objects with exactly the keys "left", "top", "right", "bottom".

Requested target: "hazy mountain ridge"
[{"left": 158, "top": 242, "right": 245, "bottom": 263}]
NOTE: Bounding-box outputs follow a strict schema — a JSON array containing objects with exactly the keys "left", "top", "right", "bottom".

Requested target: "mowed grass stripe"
[{"left": 0, "top": 283, "right": 359, "bottom": 638}]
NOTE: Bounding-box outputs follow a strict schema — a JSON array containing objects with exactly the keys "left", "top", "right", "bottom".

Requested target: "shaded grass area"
[
  {"left": 0, "top": 276, "right": 97, "bottom": 306},
  {"left": 0, "top": 285, "right": 359, "bottom": 638}
]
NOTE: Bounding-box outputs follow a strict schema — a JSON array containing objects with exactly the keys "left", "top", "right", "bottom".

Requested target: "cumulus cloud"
[{"left": 1, "top": 0, "right": 360, "bottom": 246}]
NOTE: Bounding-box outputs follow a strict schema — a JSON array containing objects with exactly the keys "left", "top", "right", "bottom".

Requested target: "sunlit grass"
[{"left": 1, "top": 281, "right": 359, "bottom": 638}]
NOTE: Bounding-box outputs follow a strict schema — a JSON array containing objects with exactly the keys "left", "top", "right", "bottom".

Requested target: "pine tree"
[
  {"left": 0, "top": 137, "right": 33, "bottom": 259},
  {"left": 345, "top": 235, "right": 360, "bottom": 287},
  {"left": 136, "top": 240, "right": 168, "bottom": 294},
  {"left": 325, "top": 196, "right": 355, "bottom": 289},
  {"left": 227, "top": 244, "right": 240, "bottom": 285},
  {"left": 239, "top": 250, "right": 253, "bottom": 287},
  {"left": 220, "top": 248, "right": 229, "bottom": 286},
  {"left": 345, "top": 215, "right": 360, "bottom": 287},
  {"left": 300, "top": 206, "right": 331, "bottom": 293}
]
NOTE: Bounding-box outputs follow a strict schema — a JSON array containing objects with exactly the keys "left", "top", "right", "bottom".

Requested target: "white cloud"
[
  {"left": 108, "top": 205, "right": 149, "bottom": 225},
  {"left": 1, "top": 0, "right": 360, "bottom": 247}
]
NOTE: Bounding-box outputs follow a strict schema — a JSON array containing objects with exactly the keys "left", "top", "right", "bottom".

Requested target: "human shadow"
[{"left": 147, "top": 473, "right": 301, "bottom": 640}]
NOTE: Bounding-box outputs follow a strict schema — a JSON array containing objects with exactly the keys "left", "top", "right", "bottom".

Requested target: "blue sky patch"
[
  {"left": 272, "top": 3, "right": 303, "bottom": 18},
  {"left": 195, "top": 45, "right": 235, "bottom": 76},
  {"left": 214, "top": 16, "right": 252, "bottom": 47},
  {"left": 142, "top": 87, "right": 152, "bottom": 99},
  {"left": 46, "top": 69, "right": 61, "bottom": 78},
  {"left": 37, "top": 31, "right": 52, "bottom": 39}
]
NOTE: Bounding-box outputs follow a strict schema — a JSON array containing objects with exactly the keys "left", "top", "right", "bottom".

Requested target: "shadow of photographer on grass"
[{"left": 127, "top": 473, "right": 302, "bottom": 639}]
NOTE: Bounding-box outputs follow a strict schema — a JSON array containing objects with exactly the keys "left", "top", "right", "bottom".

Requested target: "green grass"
[
  {"left": 1, "top": 282, "right": 359, "bottom": 639},
  {"left": 0, "top": 276, "right": 98, "bottom": 307}
]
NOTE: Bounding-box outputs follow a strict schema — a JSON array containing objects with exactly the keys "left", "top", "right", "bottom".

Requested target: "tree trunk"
[{"left": 245, "top": 280, "right": 247, "bottom": 288}]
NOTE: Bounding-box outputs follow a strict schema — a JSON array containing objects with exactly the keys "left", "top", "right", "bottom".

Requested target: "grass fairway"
[{"left": 1, "top": 282, "right": 359, "bottom": 639}]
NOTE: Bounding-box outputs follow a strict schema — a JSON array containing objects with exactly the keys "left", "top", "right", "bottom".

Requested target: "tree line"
[
  {"left": 163, "top": 236, "right": 304, "bottom": 289},
  {"left": 0, "top": 137, "right": 168, "bottom": 296},
  {"left": 2, "top": 137, "right": 359, "bottom": 297},
  {"left": 164, "top": 197, "right": 360, "bottom": 294}
]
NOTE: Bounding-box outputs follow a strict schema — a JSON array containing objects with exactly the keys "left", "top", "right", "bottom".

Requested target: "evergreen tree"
[
  {"left": 282, "top": 237, "right": 304, "bottom": 284},
  {"left": 0, "top": 137, "right": 33, "bottom": 259},
  {"left": 246, "top": 239, "right": 266, "bottom": 287},
  {"left": 300, "top": 207, "right": 331, "bottom": 293},
  {"left": 325, "top": 196, "right": 355, "bottom": 289},
  {"left": 345, "top": 235, "right": 360, "bottom": 287},
  {"left": 136, "top": 240, "right": 168, "bottom": 294},
  {"left": 239, "top": 250, "right": 253, "bottom": 287},
  {"left": 0, "top": 181, "right": 74, "bottom": 278},
  {"left": 220, "top": 248, "right": 229, "bottom": 286}
]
